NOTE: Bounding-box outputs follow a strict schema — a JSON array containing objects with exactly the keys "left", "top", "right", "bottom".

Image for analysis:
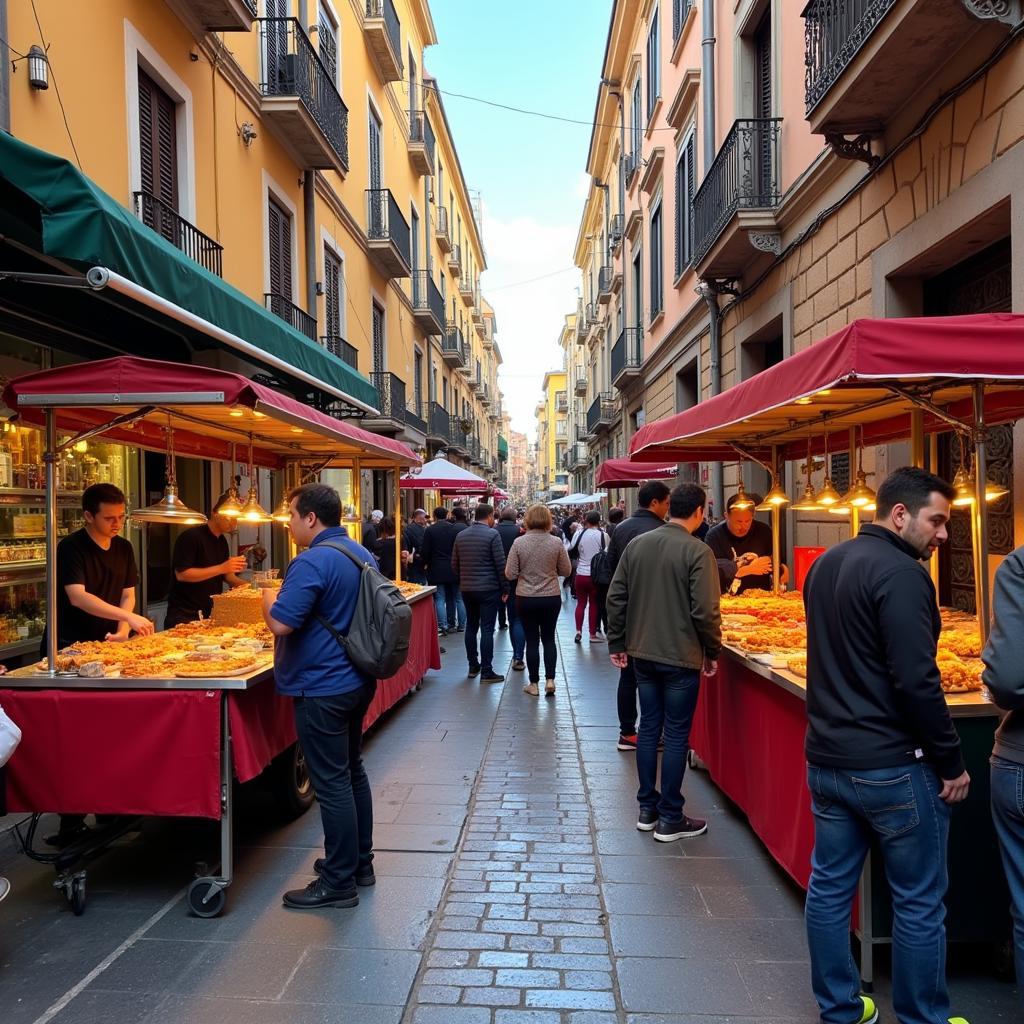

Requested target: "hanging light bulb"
[
  {"left": 216, "top": 443, "right": 243, "bottom": 518},
  {"left": 131, "top": 415, "right": 207, "bottom": 526},
  {"left": 847, "top": 428, "right": 877, "bottom": 508},
  {"left": 814, "top": 429, "right": 841, "bottom": 506},
  {"left": 272, "top": 495, "right": 291, "bottom": 523},
  {"left": 984, "top": 477, "right": 1009, "bottom": 502},
  {"left": 755, "top": 476, "right": 790, "bottom": 511},
  {"left": 731, "top": 479, "right": 755, "bottom": 511},
  {"left": 792, "top": 435, "right": 821, "bottom": 512},
  {"left": 237, "top": 434, "right": 272, "bottom": 524}
]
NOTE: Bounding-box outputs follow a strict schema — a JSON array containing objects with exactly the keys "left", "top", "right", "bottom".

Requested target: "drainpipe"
[
  {"left": 601, "top": 79, "right": 625, "bottom": 218},
  {"left": 0, "top": 0, "right": 10, "bottom": 132},
  {"left": 596, "top": 181, "right": 610, "bottom": 260},
  {"left": 303, "top": 172, "right": 317, "bottom": 323},
  {"left": 698, "top": 282, "right": 724, "bottom": 518},
  {"left": 701, "top": 0, "right": 716, "bottom": 172}
]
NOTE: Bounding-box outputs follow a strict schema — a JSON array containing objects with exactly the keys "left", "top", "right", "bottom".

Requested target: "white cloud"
[{"left": 481, "top": 213, "right": 580, "bottom": 443}]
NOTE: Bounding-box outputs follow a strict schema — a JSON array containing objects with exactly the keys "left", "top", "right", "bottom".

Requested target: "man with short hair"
[
  {"left": 362, "top": 509, "right": 384, "bottom": 559},
  {"left": 705, "top": 492, "right": 788, "bottom": 594},
  {"left": 495, "top": 506, "right": 526, "bottom": 669},
  {"left": 450, "top": 506, "right": 469, "bottom": 629},
  {"left": 605, "top": 480, "right": 671, "bottom": 751},
  {"left": 401, "top": 508, "right": 428, "bottom": 584},
  {"left": 803, "top": 467, "right": 969, "bottom": 1024},
  {"left": 452, "top": 503, "right": 508, "bottom": 683},
  {"left": 262, "top": 483, "right": 377, "bottom": 910},
  {"left": 607, "top": 483, "right": 720, "bottom": 841},
  {"left": 606, "top": 506, "right": 624, "bottom": 538},
  {"left": 421, "top": 506, "right": 461, "bottom": 634}
]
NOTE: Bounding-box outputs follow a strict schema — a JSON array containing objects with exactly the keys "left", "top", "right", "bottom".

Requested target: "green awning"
[
  {"left": 0, "top": 131, "right": 377, "bottom": 411},
  {"left": 497, "top": 434, "right": 508, "bottom": 460}
]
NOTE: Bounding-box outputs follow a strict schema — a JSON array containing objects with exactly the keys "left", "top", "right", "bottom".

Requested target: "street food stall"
[
  {"left": 0, "top": 356, "right": 439, "bottom": 917},
  {"left": 629, "top": 313, "right": 1023, "bottom": 982}
]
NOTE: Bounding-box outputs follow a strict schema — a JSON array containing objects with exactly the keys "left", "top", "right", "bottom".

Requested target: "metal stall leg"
[{"left": 187, "top": 695, "right": 232, "bottom": 917}]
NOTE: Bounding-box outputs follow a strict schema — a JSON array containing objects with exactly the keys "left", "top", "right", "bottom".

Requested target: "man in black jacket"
[
  {"left": 495, "top": 507, "right": 525, "bottom": 669},
  {"left": 401, "top": 508, "right": 428, "bottom": 584},
  {"left": 452, "top": 503, "right": 508, "bottom": 683},
  {"left": 421, "top": 507, "right": 461, "bottom": 634},
  {"left": 803, "top": 466, "right": 969, "bottom": 1024},
  {"left": 605, "top": 480, "right": 671, "bottom": 751}
]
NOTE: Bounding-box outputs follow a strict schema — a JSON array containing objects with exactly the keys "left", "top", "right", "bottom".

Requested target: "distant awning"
[
  {"left": 400, "top": 455, "right": 489, "bottom": 491},
  {"left": 0, "top": 131, "right": 378, "bottom": 412},
  {"left": 595, "top": 457, "right": 676, "bottom": 488},
  {"left": 629, "top": 314, "right": 1024, "bottom": 463}
]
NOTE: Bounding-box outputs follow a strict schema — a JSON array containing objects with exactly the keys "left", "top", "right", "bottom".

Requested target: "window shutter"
[
  {"left": 685, "top": 133, "right": 695, "bottom": 267},
  {"left": 268, "top": 198, "right": 292, "bottom": 299},
  {"left": 138, "top": 69, "right": 177, "bottom": 210},
  {"left": 324, "top": 247, "right": 342, "bottom": 337}
]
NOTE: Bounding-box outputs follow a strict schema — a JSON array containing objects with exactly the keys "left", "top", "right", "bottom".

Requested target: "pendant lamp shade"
[
  {"left": 236, "top": 434, "right": 272, "bottom": 523},
  {"left": 731, "top": 480, "right": 755, "bottom": 511},
  {"left": 755, "top": 478, "right": 790, "bottom": 511},
  {"left": 132, "top": 416, "right": 206, "bottom": 526}
]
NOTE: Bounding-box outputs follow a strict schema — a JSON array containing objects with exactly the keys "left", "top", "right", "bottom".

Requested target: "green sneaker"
[{"left": 857, "top": 996, "right": 879, "bottom": 1024}]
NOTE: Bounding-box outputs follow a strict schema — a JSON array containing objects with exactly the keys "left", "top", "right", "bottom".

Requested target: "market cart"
[
  {"left": 0, "top": 356, "right": 437, "bottom": 916},
  {"left": 629, "top": 313, "right": 1024, "bottom": 982}
]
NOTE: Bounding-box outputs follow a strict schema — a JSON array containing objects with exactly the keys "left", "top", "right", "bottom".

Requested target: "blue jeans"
[
  {"left": 506, "top": 583, "right": 524, "bottom": 661},
  {"left": 433, "top": 582, "right": 466, "bottom": 631},
  {"left": 462, "top": 590, "right": 500, "bottom": 673},
  {"left": 991, "top": 755, "right": 1024, "bottom": 1000},
  {"left": 806, "top": 763, "right": 952, "bottom": 1024},
  {"left": 633, "top": 660, "right": 701, "bottom": 823},
  {"left": 293, "top": 682, "right": 377, "bottom": 891}
]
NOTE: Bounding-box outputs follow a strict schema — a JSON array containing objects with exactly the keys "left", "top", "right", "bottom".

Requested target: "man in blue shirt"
[{"left": 262, "top": 483, "right": 377, "bottom": 910}]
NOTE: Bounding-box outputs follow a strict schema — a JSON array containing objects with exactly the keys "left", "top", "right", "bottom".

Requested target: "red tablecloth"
[
  {"left": 690, "top": 653, "right": 815, "bottom": 888},
  {"left": 1, "top": 596, "right": 441, "bottom": 819}
]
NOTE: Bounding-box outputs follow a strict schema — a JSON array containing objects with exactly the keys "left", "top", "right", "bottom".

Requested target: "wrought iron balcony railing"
[
  {"left": 598, "top": 265, "right": 614, "bottom": 297},
  {"left": 412, "top": 270, "right": 445, "bottom": 331},
  {"left": 443, "top": 323, "right": 467, "bottom": 366},
  {"left": 409, "top": 109, "right": 436, "bottom": 169},
  {"left": 448, "top": 242, "right": 462, "bottom": 275},
  {"left": 366, "top": 188, "right": 411, "bottom": 270},
  {"left": 369, "top": 371, "right": 406, "bottom": 423},
  {"left": 586, "top": 392, "right": 616, "bottom": 434},
  {"left": 609, "top": 212, "right": 624, "bottom": 249},
  {"left": 258, "top": 17, "right": 349, "bottom": 169},
  {"left": 321, "top": 335, "right": 358, "bottom": 370},
  {"left": 691, "top": 118, "right": 782, "bottom": 265},
  {"left": 585, "top": 301, "right": 600, "bottom": 327},
  {"left": 427, "top": 401, "right": 451, "bottom": 443},
  {"left": 243, "top": 0, "right": 257, "bottom": 15},
  {"left": 134, "top": 191, "right": 223, "bottom": 276},
  {"left": 265, "top": 292, "right": 316, "bottom": 342},
  {"left": 435, "top": 205, "right": 451, "bottom": 247},
  {"left": 611, "top": 327, "right": 643, "bottom": 385},
  {"left": 556, "top": 391, "right": 568, "bottom": 413},
  {"left": 573, "top": 375, "right": 588, "bottom": 397},
  {"left": 405, "top": 400, "right": 427, "bottom": 435},
  {"left": 803, "top": 0, "right": 897, "bottom": 115},
  {"left": 672, "top": 0, "right": 694, "bottom": 43},
  {"left": 449, "top": 420, "right": 468, "bottom": 452},
  {"left": 365, "top": 0, "right": 403, "bottom": 70}
]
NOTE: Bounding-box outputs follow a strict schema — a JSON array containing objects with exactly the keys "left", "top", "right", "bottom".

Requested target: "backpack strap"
[{"left": 310, "top": 539, "right": 370, "bottom": 648}]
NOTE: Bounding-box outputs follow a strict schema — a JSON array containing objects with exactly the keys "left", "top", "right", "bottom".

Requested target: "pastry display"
[
  {"left": 396, "top": 581, "right": 428, "bottom": 598},
  {"left": 210, "top": 587, "right": 276, "bottom": 625}
]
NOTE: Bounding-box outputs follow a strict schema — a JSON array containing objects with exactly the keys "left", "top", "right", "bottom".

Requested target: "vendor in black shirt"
[
  {"left": 53, "top": 483, "right": 153, "bottom": 649},
  {"left": 705, "top": 492, "right": 789, "bottom": 594},
  {"left": 165, "top": 511, "right": 247, "bottom": 627}
]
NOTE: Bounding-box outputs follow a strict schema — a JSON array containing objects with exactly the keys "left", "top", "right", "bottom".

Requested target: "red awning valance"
[
  {"left": 595, "top": 457, "right": 677, "bottom": 488},
  {"left": 629, "top": 314, "right": 1024, "bottom": 463}
]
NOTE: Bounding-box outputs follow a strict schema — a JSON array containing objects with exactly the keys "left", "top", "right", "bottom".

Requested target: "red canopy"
[
  {"left": 3, "top": 356, "right": 419, "bottom": 468},
  {"left": 401, "top": 456, "right": 489, "bottom": 491},
  {"left": 629, "top": 314, "right": 1024, "bottom": 463},
  {"left": 595, "top": 457, "right": 677, "bottom": 488}
]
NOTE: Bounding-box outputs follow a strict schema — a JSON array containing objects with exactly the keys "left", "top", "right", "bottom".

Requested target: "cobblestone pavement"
[{"left": 1, "top": 599, "right": 1019, "bottom": 1023}]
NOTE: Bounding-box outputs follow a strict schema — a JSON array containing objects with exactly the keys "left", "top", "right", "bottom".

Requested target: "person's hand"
[
  {"left": 610, "top": 652, "right": 628, "bottom": 669},
  {"left": 738, "top": 555, "right": 773, "bottom": 577},
  {"left": 223, "top": 555, "right": 247, "bottom": 574},
  {"left": 702, "top": 656, "right": 718, "bottom": 677},
  {"left": 938, "top": 770, "right": 970, "bottom": 804},
  {"left": 126, "top": 613, "right": 154, "bottom": 637},
  {"left": 501, "top": 593, "right": 509, "bottom": 603}
]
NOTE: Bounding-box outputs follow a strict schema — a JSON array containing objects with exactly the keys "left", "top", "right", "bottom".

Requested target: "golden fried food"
[{"left": 787, "top": 657, "right": 807, "bottom": 677}]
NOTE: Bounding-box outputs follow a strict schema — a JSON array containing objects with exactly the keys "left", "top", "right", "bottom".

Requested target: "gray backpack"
[{"left": 315, "top": 540, "right": 412, "bottom": 679}]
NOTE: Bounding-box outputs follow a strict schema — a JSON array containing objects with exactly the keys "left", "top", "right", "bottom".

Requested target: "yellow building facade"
[{"left": 534, "top": 369, "right": 568, "bottom": 500}]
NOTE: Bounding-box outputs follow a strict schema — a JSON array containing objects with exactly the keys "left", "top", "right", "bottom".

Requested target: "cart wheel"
[
  {"left": 70, "top": 875, "right": 86, "bottom": 916},
  {"left": 188, "top": 877, "right": 226, "bottom": 918},
  {"left": 270, "top": 742, "right": 315, "bottom": 818}
]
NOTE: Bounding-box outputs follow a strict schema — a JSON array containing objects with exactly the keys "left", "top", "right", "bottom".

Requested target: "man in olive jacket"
[{"left": 606, "top": 483, "right": 721, "bottom": 842}]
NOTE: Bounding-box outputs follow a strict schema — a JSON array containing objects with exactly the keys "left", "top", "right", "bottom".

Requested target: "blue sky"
[{"left": 426, "top": 0, "right": 614, "bottom": 438}]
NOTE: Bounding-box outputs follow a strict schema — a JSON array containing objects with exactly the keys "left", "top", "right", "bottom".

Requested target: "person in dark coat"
[
  {"left": 495, "top": 507, "right": 525, "bottom": 668},
  {"left": 421, "top": 507, "right": 462, "bottom": 634},
  {"left": 401, "top": 508, "right": 428, "bottom": 583}
]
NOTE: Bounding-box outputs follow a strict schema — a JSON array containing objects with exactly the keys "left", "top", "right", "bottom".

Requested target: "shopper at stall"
[
  {"left": 376, "top": 516, "right": 398, "bottom": 580},
  {"left": 980, "top": 548, "right": 1024, "bottom": 1000},
  {"left": 401, "top": 508, "right": 428, "bottom": 584},
  {"left": 422, "top": 507, "right": 462, "bottom": 634},
  {"left": 451, "top": 503, "right": 507, "bottom": 683},
  {"left": 506, "top": 504, "right": 571, "bottom": 696},
  {"left": 606, "top": 480, "right": 671, "bottom": 752},
  {"left": 606, "top": 506, "right": 624, "bottom": 539},
  {"left": 705, "top": 492, "right": 788, "bottom": 594},
  {"left": 570, "top": 510, "right": 607, "bottom": 644},
  {"left": 606, "top": 483, "right": 720, "bottom": 841},
  {"left": 495, "top": 506, "right": 526, "bottom": 670},
  {"left": 164, "top": 510, "right": 247, "bottom": 627},
  {"left": 803, "top": 466, "right": 968, "bottom": 1024},
  {"left": 362, "top": 509, "right": 384, "bottom": 559},
  {"left": 451, "top": 506, "right": 469, "bottom": 629},
  {"left": 261, "top": 483, "right": 377, "bottom": 910}
]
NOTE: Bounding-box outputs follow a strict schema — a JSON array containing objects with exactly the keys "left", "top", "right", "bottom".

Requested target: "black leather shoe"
[
  {"left": 480, "top": 671, "right": 504, "bottom": 683},
  {"left": 313, "top": 858, "right": 375, "bottom": 886},
  {"left": 283, "top": 877, "right": 358, "bottom": 909},
  {"left": 467, "top": 664, "right": 481, "bottom": 677}
]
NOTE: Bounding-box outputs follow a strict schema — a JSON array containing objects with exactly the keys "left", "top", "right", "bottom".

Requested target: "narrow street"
[{"left": 2, "top": 603, "right": 1017, "bottom": 1024}]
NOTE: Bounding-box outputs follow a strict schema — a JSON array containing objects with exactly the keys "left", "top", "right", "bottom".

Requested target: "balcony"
[
  {"left": 692, "top": 118, "right": 782, "bottom": 278},
  {"left": 459, "top": 275, "right": 475, "bottom": 302},
  {"left": 364, "top": 0, "right": 403, "bottom": 83},
  {"left": 412, "top": 270, "right": 445, "bottom": 336},
  {"left": 404, "top": 400, "right": 427, "bottom": 437},
  {"left": 435, "top": 206, "right": 452, "bottom": 253},
  {"left": 623, "top": 151, "right": 639, "bottom": 190},
  {"left": 609, "top": 212, "right": 624, "bottom": 254},
  {"left": 442, "top": 324, "right": 467, "bottom": 368},
  {"left": 134, "top": 191, "right": 223, "bottom": 276},
  {"left": 363, "top": 372, "right": 406, "bottom": 434},
  {"left": 802, "top": 1, "right": 1013, "bottom": 138},
  {"left": 469, "top": 438, "right": 482, "bottom": 465},
  {"left": 586, "top": 392, "right": 616, "bottom": 435},
  {"left": 366, "top": 189, "right": 411, "bottom": 278},
  {"left": 449, "top": 419, "right": 469, "bottom": 454},
  {"left": 556, "top": 390, "right": 568, "bottom": 413},
  {"left": 576, "top": 424, "right": 591, "bottom": 443},
  {"left": 573, "top": 375, "right": 588, "bottom": 397},
  {"left": 408, "top": 109, "right": 436, "bottom": 176},
  {"left": 265, "top": 293, "right": 316, "bottom": 342},
  {"left": 183, "top": 0, "right": 256, "bottom": 31},
  {"left": 575, "top": 303, "right": 587, "bottom": 345},
  {"left": 611, "top": 328, "right": 643, "bottom": 389},
  {"left": 566, "top": 442, "right": 588, "bottom": 472},
  {"left": 447, "top": 242, "right": 462, "bottom": 277},
  {"left": 598, "top": 265, "right": 614, "bottom": 304},
  {"left": 480, "top": 383, "right": 491, "bottom": 409},
  {"left": 321, "top": 335, "right": 358, "bottom": 371},
  {"left": 258, "top": 18, "right": 348, "bottom": 174},
  {"left": 426, "top": 402, "right": 450, "bottom": 445}
]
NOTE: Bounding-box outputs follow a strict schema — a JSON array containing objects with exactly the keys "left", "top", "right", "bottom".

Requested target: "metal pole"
[
  {"left": 910, "top": 411, "right": 925, "bottom": 469},
  {"left": 393, "top": 466, "right": 402, "bottom": 581},
  {"left": 45, "top": 409, "right": 58, "bottom": 673},
  {"left": 972, "top": 386, "right": 991, "bottom": 641},
  {"left": 771, "top": 446, "right": 780, "bottom": 594},
  {"left": 928, "top": 434, "right": 940, "bottom": 590},
  {"left": 849, "top": 428, "right": 860, "bottom": 538},
  {"left": 351, "top": 457, "right": 362, "bottom": 546}
]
